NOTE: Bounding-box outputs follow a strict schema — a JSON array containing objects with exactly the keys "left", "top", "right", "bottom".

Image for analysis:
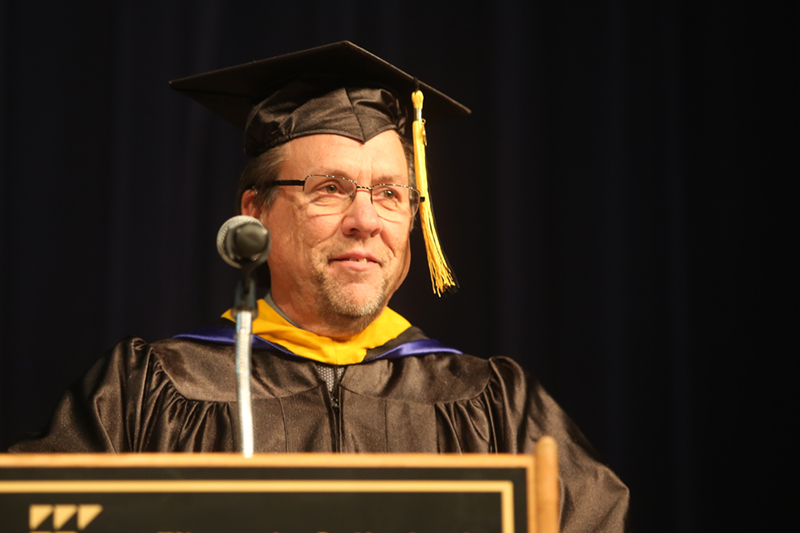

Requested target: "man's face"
[{"left": 251, "top": 130, "right": 412, "bottom": 337}]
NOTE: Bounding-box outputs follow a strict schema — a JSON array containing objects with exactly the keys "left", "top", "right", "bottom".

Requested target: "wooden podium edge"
[
  {"left": 0, "top": 452, "right": 535, "bottom": 469},
  {"left": 2, "top": 453, "right": 545, "bottom": 533},
  {"left": 2, "top": 453, "right": 537, "bottom": 533}
]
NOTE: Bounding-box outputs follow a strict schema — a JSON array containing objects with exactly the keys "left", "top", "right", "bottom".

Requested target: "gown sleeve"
[
  {"left": 8, "top": 337, "right": 242, "bottom": 453},
  {"left": 486, "top": 356, "right": 630, "bottom": 532},
  {"left": 8, "top": 338, "right": 154, "bottom": 453}
]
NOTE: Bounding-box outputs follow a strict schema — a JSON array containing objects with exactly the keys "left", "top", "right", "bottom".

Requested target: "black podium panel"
[{"left": 0, "top": 454, "right": 534, "bottom": 533}]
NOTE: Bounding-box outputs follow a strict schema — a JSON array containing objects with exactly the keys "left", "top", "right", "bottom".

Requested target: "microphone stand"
[{"left": 231, "top": 268, "right": 259, "bottom": 458}]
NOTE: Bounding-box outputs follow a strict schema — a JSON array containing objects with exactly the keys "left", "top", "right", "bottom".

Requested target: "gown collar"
[{"left": 174, "top": 299, "right": 462, "bottom": 364}]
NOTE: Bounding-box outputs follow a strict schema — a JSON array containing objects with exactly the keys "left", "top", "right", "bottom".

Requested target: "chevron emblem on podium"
[{"left": 29, "top": 504, "right": 103, "bottom": 532}]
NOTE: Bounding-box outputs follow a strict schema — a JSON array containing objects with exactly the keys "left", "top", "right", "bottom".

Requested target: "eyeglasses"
[{"left": 266, "top": 174, "right": 422, "bottom": 221}]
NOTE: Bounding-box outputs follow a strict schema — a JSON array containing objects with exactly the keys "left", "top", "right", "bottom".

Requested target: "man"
[{"left": 10, "top": 42, "right": 629, "bottom": 531}]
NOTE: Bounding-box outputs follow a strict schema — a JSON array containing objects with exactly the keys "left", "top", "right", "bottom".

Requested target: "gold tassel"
[{"left": 412, "top": 89, "right": 457, "bottom": 295}]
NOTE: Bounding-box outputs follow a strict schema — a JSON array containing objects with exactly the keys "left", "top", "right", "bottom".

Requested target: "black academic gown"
[{"left": 10, "top": 326, "right": 629, "bottom": 532}]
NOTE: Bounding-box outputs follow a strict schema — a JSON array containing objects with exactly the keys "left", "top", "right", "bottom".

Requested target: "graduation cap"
[{"left": 170, "top": 41, "right": 469, "bottom": 295}]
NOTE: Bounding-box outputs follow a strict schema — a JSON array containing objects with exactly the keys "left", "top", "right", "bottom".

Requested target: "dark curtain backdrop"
[{"left": 1, "top": 1, "right": 795, "bottom": 531}]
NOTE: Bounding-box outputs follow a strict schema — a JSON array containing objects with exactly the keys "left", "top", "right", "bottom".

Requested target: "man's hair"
[
  {"left": 235, "top": 131, "right": 416, "bottom": 216},
  {"left": 236, "top": 144, "right": 287, "bottom": 214}
]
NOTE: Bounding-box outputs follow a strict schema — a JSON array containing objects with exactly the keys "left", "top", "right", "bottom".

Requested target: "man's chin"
[
  {"left": 322, "top": 282, "right": 386, "bottom": 315},
  {"left": 328, "top": 291, "right": 385, "bottom": 318},
  {"left": 313, "top": 270, "right": 392, "bottom": 331}
]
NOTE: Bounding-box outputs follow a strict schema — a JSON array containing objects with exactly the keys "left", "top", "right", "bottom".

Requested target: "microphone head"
[
  {"left": 217, "top": 216, "right": 270, "bottom": 268},
  {"left": 233, "top": 223, "right": 270, "bottom": 258}
]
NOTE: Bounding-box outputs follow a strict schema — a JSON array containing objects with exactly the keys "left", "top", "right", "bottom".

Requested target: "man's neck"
[{"left": 264, "top": 291, "right": 298, "bottom": 326}]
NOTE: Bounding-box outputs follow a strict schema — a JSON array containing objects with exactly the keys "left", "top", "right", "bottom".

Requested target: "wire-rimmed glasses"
[{"left": 266, "top": 174, "right": 422, "bottom": 222}]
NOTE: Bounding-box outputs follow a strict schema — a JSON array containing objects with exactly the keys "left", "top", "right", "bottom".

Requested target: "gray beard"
[{"left": 313, "top": 270, "right": 390, "bottom": 336}]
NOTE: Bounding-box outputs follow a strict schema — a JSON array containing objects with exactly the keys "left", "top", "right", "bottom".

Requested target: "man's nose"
[{"left": 342, "top": 188, "right": 381, "bottom": 236}]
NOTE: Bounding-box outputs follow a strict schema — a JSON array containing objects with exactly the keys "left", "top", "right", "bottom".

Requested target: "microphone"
[
  {"left": 216, "top": 216, "right": 271, "bottom": 268},
  {"left": 217, "top": 216, "right": 269, "bottom": 458}
]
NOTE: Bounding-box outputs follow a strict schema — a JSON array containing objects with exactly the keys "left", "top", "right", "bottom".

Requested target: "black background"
[{"left": 1, "top": 1, "right": 796, "bottom": 531}]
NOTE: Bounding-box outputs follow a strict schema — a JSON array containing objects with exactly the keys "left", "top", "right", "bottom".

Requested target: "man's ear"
[{"left": 241, "top": 189, "right": 260, "bottom": 218}]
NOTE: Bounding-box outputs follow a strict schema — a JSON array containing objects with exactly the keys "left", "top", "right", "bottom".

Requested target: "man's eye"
[
  {"left": 315, "top": 180, "right": 347, "bottom": 195},
  {"left": 376, "top": 187, "right": 400, "bottom": 201}
]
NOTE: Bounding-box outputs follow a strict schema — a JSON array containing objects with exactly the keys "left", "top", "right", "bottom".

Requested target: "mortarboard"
[{"left": 170, "top": 41, "right": 469, "bottom": 294}]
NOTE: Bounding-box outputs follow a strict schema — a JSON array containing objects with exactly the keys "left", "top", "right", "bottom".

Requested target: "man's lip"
[{"left": 330, "top": 253, "right": 380, "bottom": 265}]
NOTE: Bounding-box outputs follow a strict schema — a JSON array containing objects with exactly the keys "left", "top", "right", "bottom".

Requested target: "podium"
[{"left": 0, "top": 443, "right": 559, "bottom": 533}]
